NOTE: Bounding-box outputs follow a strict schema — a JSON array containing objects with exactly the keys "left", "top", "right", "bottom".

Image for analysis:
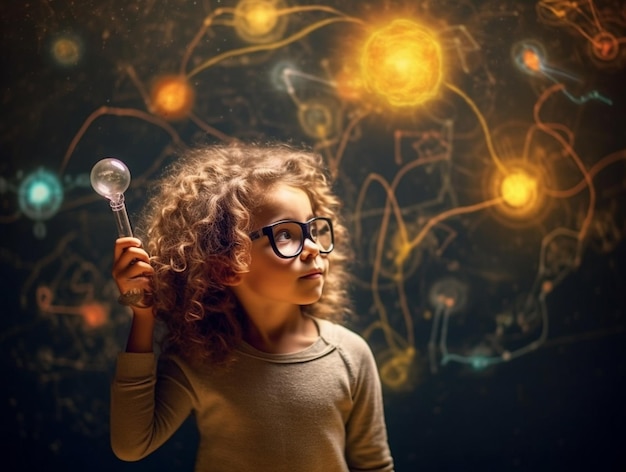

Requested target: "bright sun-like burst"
[{"left": 360, "top": 19, "right": 443, "bottom": 107}]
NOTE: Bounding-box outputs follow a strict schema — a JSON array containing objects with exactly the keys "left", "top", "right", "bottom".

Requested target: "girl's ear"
[{"left": 223, "top": 274, "right": 242, "bottom": 286}]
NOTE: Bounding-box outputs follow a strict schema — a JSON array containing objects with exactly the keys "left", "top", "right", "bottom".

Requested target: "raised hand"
[{"left": 112, "top": 237, "right": 155, "bottom": 311}]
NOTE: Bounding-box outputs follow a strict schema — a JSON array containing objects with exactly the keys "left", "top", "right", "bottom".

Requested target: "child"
[{"left": 110, "top": 142, "right": 394, "bottom": 471}]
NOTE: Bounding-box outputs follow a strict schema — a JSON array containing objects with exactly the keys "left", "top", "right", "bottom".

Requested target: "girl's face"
[{"left": 230, "top": 184, "right": 330, "bottom": 312}]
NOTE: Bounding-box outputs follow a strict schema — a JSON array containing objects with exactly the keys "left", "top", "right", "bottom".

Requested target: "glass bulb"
[{"left": 90, "top": 158, "right": 131, "bottom": 201}]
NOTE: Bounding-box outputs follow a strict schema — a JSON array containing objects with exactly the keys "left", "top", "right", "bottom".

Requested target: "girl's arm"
[
  {"left": 345, "top": 336, "right": 395, "bottom": 471},
  {"left": 110, "top": 237, "right": 193, "bottom": 461}
]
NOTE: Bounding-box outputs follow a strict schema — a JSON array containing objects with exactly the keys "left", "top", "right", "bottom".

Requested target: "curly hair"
[{"left": 136, "top": 142, "right": 353, "bottom": 366}]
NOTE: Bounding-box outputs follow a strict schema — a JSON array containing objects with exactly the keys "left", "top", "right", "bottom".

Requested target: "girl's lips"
[{"left": 301, "top": 270, "right": 323, "bottom": 279}]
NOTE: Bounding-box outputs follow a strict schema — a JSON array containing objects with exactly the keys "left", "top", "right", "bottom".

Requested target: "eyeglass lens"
[{"left": 271, "top": 219, "right": 332, "bottom": 257}]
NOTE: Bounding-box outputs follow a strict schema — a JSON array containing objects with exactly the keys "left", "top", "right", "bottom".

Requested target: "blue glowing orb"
[{"left": 18, "top": 168, "right": 64, "bottom": 221}]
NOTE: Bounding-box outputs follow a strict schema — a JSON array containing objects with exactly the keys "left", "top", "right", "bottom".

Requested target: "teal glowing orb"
[{"left": 18, "top": 168, "right": 64, "bottom": 221}]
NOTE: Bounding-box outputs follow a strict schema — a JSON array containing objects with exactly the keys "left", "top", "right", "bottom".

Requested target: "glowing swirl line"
[
  {"left": 398, "top": 198, "right": 504, "bottom": 266},
  {"left": 444, "top": 82, "right": 508, "bottom": 174},
  {"left": 186, "top": 16, "right": 365, "bottom": 78}
]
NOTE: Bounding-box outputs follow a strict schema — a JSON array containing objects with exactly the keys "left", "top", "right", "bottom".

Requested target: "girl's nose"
[{"left": 300, "top": 236, "right": 321, "bottom": 259}]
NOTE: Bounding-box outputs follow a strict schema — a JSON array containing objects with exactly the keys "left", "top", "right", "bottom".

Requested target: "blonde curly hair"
[{"left": 137, "top": 142, "right": 353, "bottom": 366}]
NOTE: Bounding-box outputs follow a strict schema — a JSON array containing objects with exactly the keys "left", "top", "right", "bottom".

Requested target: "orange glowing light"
[
  {"left": 150, "top": 75, "right": 195, "bottom": 121},
  {"left": 501, "top": 171, "right": 538, "bottom": 209},
  {"left": 591, "top": 32, "right": 619, "bottom": 61},
  {"left": 80, "top": 302, "right": 109, "bottom": 329},
  {"left": 436, "top": 294, "right": 456, "bottom": 309},
  {"left": 334, "top": 67, "right": 364, "bottom": 102},
  {"left": 522, "top": 49, "right": 542, "bottom": 72},
  {"left": 542, "top": 280, "right": 554, "bottom": 294},
  {"left": 360, "top": 19, "right": 442, "bottom": 107}
]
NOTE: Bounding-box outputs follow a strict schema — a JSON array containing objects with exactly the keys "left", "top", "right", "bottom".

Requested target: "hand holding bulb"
[{"left": 90, "top": 158, "right": 153, "bottom": 308}]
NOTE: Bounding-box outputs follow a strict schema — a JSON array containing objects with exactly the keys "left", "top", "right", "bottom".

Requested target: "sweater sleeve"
[
  {"left": 110, "top": 352, "right": 194, "bottom": 461},
  {"left": 343, "top": 334, "right": 395, "bottom": 472}
]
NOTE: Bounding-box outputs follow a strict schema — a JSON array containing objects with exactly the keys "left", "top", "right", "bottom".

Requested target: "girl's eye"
[{"left": 274, "top": 229, "right": 294, "bottom": 243}]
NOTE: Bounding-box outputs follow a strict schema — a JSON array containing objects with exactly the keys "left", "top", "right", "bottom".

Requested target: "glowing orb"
[
  {"left": 18, "top": 168, "right": 63, "bottom": 221},
  {"left": 521, "top": 49, "right": 542, "bottom": 73},
  {"left": 80, "top": 302, "right": 109, "bottom": 329},
  {"left": 379, "top": 347, "right": 418, "bottom": 391},
  {"left": 360, "top": 19, "right": 442, "bottom": 107},
  {"left": 428, "top": 277, "right": 468, "bottom": 315},
  {"left": 234, "top": 0, "right": 287, "bottom": 44},
  {"left": 51, "top": 34, "right": 83, "bottom": 66},
  {"left": 487, "top": 162, "right": 547, "bottom": 224},
  {"left": 501, "top": 171, "right": 538, "bottom": 208},
  {"left": 269, "top": 61, "right": 296, "bottom": 91},
  {"left": 297, "top": 98, "right": 342, "bottom": 139},
  {"left": 512, "top": 41, "right": 546, "bottom": 76},
  {"left": 369, "top": 219, "right": 424, "bottom": 280},
  {"left": 590, "top": 32, "right": 619, "bottom": 61},
  {"left": 541, "top": 280, "right": 554, "bottom": 294},
  {"left": 150, "top": 75, "right": 195, "bottom": 121}
]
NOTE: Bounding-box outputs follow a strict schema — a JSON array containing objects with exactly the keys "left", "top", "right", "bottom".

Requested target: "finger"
[
  {"left": 116, "top": 246, "right": 150, "bottom": 265},
  {"left": 113, "top": 237, "right": 143, "bottom": 261},
  {"left": 113, "top": 247, "right": 150, "bottom": 276},
  {"left": 119, "top": 275, "right": 154, "bottom": 295},
  {"left": 112, "top": 246, "right": 152, "bottom": 282},
  {"left": 114, "top": 261, "right": 153, "bottom": 281},
  {"left": 113, "top": 256, "right": 153, "bottom": 281},
  {"left": 114, "top": 259, "right": 155, "bottom": 292}
]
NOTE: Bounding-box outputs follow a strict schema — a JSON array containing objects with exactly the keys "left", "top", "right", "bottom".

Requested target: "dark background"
[{"left": 1, "top": 1, "right": 625, "bottom": 471}]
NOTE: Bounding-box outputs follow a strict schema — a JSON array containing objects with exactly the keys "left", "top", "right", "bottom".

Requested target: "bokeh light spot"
[
  {"left": 512, "top": 41, "right": 546, "bottom": 76},
  {"left": 501, "top": 171, "right": 538, "bottom": 209},
  {"left": 522, "top": 48, "right": 542, "bottom": 73},
  {"left": 18, "top": 168, "right": 64, "bottom": 222},
  {"left": 360, "top": 19, "right": 442, "bottom": 107},
  {"left": 29, "top": 182, "right": 51, "bottom": 205},
  {"left": 591, "top": 32, "right": 619, "bottom": 61},
  {"left": 80, "top": 303, "right": 109, "bottom": 329},
  {"left": 150, "top": 75, "right": 195, "bottom": 121},
  {"left": 488, "top": 162, "right": 547, "bottom": 224},
  {"left": 334, "top": 66, "right": 364, "bottom": 102},
  {"left": 51, "top": 35, "right": 83, "bottom": 66},
  {"left": 379, "top": 347, "right": 418, "bottom": 391},
  {"left": 234, "top": 0, "right": 287, "bottom": 44},
  {"left": 297, "top": 98, "right": 341, "bottom": 139}
]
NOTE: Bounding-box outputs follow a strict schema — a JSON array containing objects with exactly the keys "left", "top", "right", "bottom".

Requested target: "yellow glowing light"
[
  {"left": 244, "top": 4, "right": 276, "bottom": 34},
  {"left": 501, "top": 171, "right": 537, "bottom": 208},
  {"left": 486, "top": 162, "right": 548, "bottom": 225},
  {"left": 52, "top": 37, "right": 82, "bottom": 66},
  {"left": 379, "top": 347, "right": 417, "bottom": 391},
  {"left": 360, "top": 19, "right": 442, "bottom": 107},
  {"left": 234, "top": 0, "right": 286, "bottom": 44},
  {"left": 297, "top": 98, "right": 341, "bottom": 139},
  {"left": 150, "top": 75, "right": 195, "bottom": 121}
]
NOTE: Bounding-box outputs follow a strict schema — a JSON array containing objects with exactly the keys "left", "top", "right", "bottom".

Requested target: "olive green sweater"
[{"left": 110, "top": 318, "right": 394, "bottom": 471}]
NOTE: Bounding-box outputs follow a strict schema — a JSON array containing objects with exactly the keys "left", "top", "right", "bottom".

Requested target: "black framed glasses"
[{"left": 249, "top": 216, "right": 334, "bottom": 259}]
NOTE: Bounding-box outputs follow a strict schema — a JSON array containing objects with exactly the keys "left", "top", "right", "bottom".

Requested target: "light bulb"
[
  {"left": 90, "top": 158, "right": 131, "bottom": 202},
  {"left": 90, "top": 157, "right": 134, "bottom": 237}
]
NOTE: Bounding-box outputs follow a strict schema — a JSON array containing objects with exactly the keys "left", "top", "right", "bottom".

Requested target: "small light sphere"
[
  {"left": 50, "top": 33, "right": 83, "bottom": 67},
  {"left": 18, "top": 168, "right": 64, "bottom": 222}
]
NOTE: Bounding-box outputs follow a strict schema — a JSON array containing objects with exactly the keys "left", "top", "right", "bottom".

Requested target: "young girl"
[{"left": 110, "top": 142, "right": 394, "bottom": 471}]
